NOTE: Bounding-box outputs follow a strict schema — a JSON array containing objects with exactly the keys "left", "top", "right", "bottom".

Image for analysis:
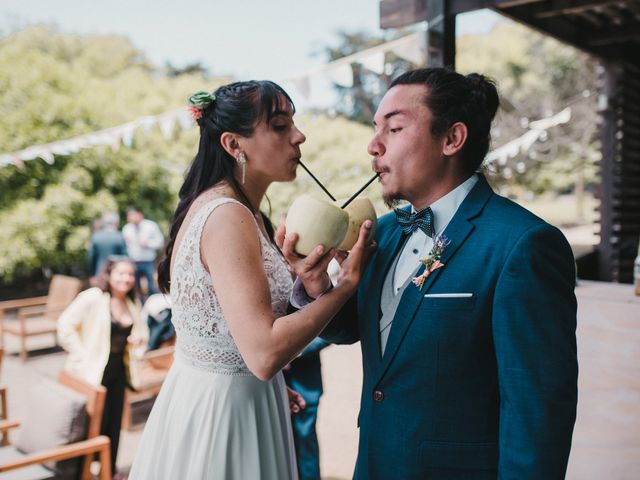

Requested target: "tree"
[
  {"left": 324, "top": 30, "right": 416, "bottom": 124},
  {"left": 457, "top": 22, "right": 600, "bottom": 206},
  {"left": 0, "top": 26, "right": 215, "bottom": 284},
  {"left": 0, "top": 26, "right": 390, "bottom": 290}
]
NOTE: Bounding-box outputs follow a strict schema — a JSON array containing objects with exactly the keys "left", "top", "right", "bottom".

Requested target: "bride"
[{"left": 129, "top": 80, "right": 373, "bottom": 479}]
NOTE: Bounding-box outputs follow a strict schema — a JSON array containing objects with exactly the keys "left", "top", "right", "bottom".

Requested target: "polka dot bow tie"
[{"left": 394, "top": 206, "right": 435, "bottom": 238}]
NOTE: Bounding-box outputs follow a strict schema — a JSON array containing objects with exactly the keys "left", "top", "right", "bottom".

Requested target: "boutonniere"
[{"left": 412, "top": 235, "right": 451, "bottom": 289}]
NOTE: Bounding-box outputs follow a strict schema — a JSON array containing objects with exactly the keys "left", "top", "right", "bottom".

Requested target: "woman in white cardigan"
[{"left": 58, "top": 256, "right": 148, "bottom": 475}]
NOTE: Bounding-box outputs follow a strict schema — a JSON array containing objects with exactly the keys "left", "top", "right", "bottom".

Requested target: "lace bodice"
[{"left": 170, "top": 198, "right": 293, "bottom": 375}]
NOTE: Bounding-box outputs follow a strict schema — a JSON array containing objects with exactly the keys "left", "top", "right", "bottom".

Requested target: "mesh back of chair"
[
  {"left": 14, "top": 377, "right": 88, "bottom": 480},
  {"left": 45, "top": 275, "right": 82, "bottom": 318}
]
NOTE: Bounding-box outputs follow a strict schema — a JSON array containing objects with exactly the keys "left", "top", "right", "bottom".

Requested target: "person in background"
[
  {"left": 58, "top": 256, "right": 148, "bottom": 477},
  {"left": 122, "top": 206, "right": 164, "bottom": 297},
  {"left": 284, "top": 337, "right": 330, "bottom": 480},
  {"left": 142, "top": 293, "right": 175, "bottom": 350},
  {"left": 88, "top": 212, "right": 127, "bottom": 286}
]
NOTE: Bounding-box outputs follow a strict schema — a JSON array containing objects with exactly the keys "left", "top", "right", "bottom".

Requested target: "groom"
[{"left": 284, "top": 68, "right": 578, "bottom": 479}]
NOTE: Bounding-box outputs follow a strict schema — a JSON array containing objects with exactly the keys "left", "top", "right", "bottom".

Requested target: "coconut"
[
  {"left": 337, "top": 197, "right": 377, "bottom": 250},
  {"left": 285, "top": 194, "right": 349, "bottom": 256}
]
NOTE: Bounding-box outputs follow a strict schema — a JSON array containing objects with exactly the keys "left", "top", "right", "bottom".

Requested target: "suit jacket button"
[{"left": 373, "top": 390, "right": 384, "bottom": 402}]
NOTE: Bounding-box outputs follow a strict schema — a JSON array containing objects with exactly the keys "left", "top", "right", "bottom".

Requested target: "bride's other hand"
[
  {"left": 287, "top": 386, "right": 306, "bottom": 414},
  {"left": 277, "top": 216, "right": 335, "bottom": 299}
]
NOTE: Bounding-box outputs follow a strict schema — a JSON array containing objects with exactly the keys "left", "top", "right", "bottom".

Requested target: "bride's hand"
[
  {"left": 287, "top": 386, "right": 306, "bottom": 414},
  {"left": 276, "top": 216, "right": 335, "bottom": 299}
]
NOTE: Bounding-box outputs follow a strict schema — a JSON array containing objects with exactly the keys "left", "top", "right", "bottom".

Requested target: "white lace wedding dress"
[{"left": 129, "top": 198, "right": 297, "bottom": 480}]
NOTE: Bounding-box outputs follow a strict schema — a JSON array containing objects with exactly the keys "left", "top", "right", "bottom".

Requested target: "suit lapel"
[{"left": 375, "top": 175, "right": 494, "bottom": 382}]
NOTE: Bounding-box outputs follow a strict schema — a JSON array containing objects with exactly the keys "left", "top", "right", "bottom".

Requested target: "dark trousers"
[
  {"left": 291, "top": 405, "right": 321, "bottom": 480},
  {"left": 101, "top": 354, "right": 127, "bottom": 473},
  {"left": 135, "top": 260, "right": 158, "bottom": 297}
]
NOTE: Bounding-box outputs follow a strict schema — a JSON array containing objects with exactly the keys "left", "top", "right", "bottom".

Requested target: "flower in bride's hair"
[
  {"left": 188, "top": 105, "right": 203, "bottom": 120},
  {"left": 187, "top": 90, "right": 216, "bottom": 119}
]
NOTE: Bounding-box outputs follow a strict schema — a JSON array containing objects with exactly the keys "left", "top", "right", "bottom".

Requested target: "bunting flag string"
[
  {"left": 484, "top": 107, "right": 572, "bottom": 167},
  {"left": 0, "top": 31, "right": 428, "bottom": 169},
  {"left": 0, "top": 29, "right": 571, "bottom": 172},
  {"left": 0, "top": 108, "right": 191, "bottom": 168}
]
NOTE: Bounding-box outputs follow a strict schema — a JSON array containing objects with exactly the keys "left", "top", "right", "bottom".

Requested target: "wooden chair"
[
  {"left": 122, "top": 344, "right": 175, "bottom": 430},
  {"left": 0, "top": 370, "right": 111, "bottom": 480},
  {"left": 0, "top": 275, "right": 82, "bottom": 361}
]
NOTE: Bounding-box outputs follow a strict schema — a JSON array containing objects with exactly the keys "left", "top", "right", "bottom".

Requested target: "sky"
[{"left": 0, "top": 0, "right": 502, "bottom": 81}]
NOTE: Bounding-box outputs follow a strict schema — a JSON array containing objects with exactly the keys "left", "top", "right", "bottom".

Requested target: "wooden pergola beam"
[
  {"left": 588, "top": 24, "right": 640, "bottom": 46},
  {"left": 533, "top": 0, "right": 622, "bottom": 18},
  {"left": 448, "top": 0, "right": 544, "bottom": 15}
]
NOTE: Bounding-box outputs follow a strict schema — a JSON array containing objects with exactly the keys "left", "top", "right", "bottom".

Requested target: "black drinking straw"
[
  {"left": 298, "top": 160, "right": 336, "bottom": 201},
  {"left": 340, "top": 173, "right": 380, "bottom": 209}
]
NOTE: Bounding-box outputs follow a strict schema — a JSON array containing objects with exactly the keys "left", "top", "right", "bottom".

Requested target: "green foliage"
[
  {"left": 324, "top": 30, "right": 416, "bottom": 124},
  {"left": 0, "top": 22, "right": 602, "bottom": 285},
  {"left": 0, "top": 26, "right": 217, "bottom": 282},
  {"left": 456, "top": 22, "right": 599, "bottom": 194}
]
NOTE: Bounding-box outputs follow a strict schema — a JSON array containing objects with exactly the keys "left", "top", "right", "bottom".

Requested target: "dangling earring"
[{"left": 237, "top": 152, "right": 247, "bottom": 184}]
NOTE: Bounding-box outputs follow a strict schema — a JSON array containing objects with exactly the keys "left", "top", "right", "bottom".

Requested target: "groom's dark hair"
[{"left": 390, "top": 67, "right": 500, "bottom": 174}]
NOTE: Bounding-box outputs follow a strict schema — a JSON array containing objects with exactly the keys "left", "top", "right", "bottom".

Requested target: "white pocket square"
[{"left": 424, "top": 293, "right": 473, "bottom": 298}]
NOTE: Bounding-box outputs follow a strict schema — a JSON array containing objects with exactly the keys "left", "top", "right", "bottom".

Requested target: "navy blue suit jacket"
[
  {"left": 285, "top": 337, "right": 330, "bottom": 406},
  {"left": 322, "top": 175, "right": 578, "bottom": 479}
]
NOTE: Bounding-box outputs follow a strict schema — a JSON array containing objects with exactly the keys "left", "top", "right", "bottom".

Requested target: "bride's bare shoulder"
[{"left": 170, "top": 184, "right": 242, "bottom": 271}]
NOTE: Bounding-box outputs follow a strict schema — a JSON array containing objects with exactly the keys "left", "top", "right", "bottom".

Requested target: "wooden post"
[
  {"left": 425, "top": 0, "right": 456, "bottom": 68},
  {"left": 380, "top": 0, "right": 427, "bottom": 29},
  {"left": 597, "top": 61, "right": 621, "bottom": 282},
  {"left": 379, "top": 0, "right": 456, "bottom": 68}
]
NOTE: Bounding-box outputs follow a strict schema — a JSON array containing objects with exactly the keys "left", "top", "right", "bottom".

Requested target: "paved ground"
[{"left": 1, "top": 279, "right": 639, "bottom": 479}]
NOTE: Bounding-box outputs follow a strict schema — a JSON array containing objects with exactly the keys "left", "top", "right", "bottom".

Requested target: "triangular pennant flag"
[
  {"left": 529, "top": 107, "right": 571, "bottom": 130},
  {"left": 121, "top": 125, "right": 136, "bottom": 148},
  {"left": 159, "top": 115, "right": 176, "bottom": 139},
  {"left": 326, "top": 64, "right": 354, "bottom": 88},
  {"left": 359, "top": 51, "right": 385, "bottom": 74},
  {"left": 290, "top": 75, "right": 312, "bottom": 100},
  {"left": 139, "top": 116, "right": 157, "bottom": 133},
  {"left": 391, "top": 35, "right": 425, "bottom": 65},
  {"left": 19, "top": 146, "right": 43, "bottom": 161},
  {"left": 51, "top": 142, "right": 73, "bottom": 155},
  {"left": 111, "top": 132, "right": 122, "bottom": 152},
  {"left": 177, "top": 110, "right": 192, "bottom": 130},
  {"left": 39, "top": 149, "right": 55, "bottom": 165}
]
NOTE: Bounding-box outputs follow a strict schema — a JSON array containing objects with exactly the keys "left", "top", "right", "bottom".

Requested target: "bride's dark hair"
[{"left": 157, "top": 80, "right": 295, "bottom": 293}]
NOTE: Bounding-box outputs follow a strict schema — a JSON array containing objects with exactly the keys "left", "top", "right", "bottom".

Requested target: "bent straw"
[
  {"left": 340, "top": 173, "right": 380, "bottom": 209},
  {"left": 298, "top": 160, "right": 336, "bottom": 201}
]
